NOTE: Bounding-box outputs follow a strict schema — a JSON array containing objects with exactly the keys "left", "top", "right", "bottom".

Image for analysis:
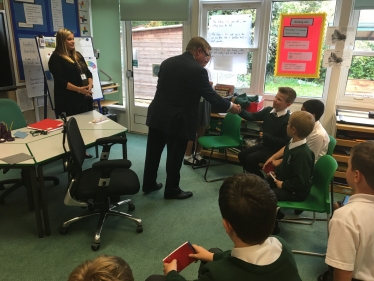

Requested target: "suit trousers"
[
  {"left": 238, "top": 143, "right": 278, "bottom": 178},
  {"left": 143, "top": 127, "right": 188, "bottom": 194}
]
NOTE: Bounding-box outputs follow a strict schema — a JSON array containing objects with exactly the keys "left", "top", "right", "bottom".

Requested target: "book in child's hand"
[
  {"left": 163, "top": 241, "right": 196, "bottom": 272},
  {"left": 263, "top": 161, "right": 275, "bottom": 173}
]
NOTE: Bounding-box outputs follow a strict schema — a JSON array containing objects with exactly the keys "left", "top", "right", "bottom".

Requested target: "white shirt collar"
[
  {"left": 270, "top": 108, "right": 287, "bottom": 117},
  {"left": 230, "top": 237, "right": 282, "bottom": 265},
  {"left": 288, "top": 138, "right": 306, "bottom": 150}
]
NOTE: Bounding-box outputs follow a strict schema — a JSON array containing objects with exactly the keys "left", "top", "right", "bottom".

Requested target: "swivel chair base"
[{"left": 60, "top": 198, "right": 142, "bottom": 251}]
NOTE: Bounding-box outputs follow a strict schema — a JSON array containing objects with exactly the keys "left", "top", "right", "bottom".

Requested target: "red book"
[
  {"left": 263, "top": 161, "right": 275, "bottom": 174},
  {"left": 27, "top": 118, "right": 63, "bottom": 132},
  {"left": 163, "top": 242, "right": 196, "bottom": 272}
]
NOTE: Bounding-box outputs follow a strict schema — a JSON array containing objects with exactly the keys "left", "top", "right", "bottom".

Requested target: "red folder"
[
  {"left": 163, "top": 242, "right": 196, "bottom": 272},
  {"left": 27, "top": 118, "right": 63, "bottom": 132},
  {"left": 263, "top": 162, "right": 275, "bottom": 173}
]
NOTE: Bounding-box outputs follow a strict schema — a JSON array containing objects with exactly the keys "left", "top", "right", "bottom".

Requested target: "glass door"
[{"left": 123, "top": 21, "right": 183, "bottom": 134}]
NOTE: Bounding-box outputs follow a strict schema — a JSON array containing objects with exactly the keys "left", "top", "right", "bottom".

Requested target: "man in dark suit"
[{"left": 142, "top": 37, "right": 241, "bottom": 200}]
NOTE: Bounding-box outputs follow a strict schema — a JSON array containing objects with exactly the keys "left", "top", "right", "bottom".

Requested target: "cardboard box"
[{"left": 245, "top": 96, "right": 264, "bottom": 113}]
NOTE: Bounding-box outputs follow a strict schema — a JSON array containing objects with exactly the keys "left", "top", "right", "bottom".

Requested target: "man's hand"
[
  {"left": 228, "top": 104, "right": 241, "bottom": 114},
  {"left": 189, "top": 244, "right": 214, "bottom": 262},
  {"left": 163, "top": 259, "right": 177, "bottom": 275}
]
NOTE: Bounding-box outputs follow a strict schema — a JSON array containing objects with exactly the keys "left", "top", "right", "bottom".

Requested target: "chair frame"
[
  {"left": 193, "top": 113, "right": 243, "bottom": 182},
  {"left": 60, "top": 117, "right": 142, "bottom": 251},
  {"left": 277, "top": 155, "right": 338, "bottom": 257}
]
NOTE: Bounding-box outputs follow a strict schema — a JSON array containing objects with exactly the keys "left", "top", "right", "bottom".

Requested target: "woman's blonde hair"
[
  {"left": 68, "top": 255, "right": 134, "bottom": 281},
  {"left": 55, "top": 28, "right": 80, "bottom": 64}
]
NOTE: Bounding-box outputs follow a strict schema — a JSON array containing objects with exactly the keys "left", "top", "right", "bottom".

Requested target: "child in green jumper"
[
  {"left": 146, "top": 173, "right": 301, "bottom": 281},
  {"left": 266, "top": 110, "right": 315, "bottom": 202}
]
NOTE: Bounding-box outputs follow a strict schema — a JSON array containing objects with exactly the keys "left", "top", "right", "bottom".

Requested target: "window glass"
[
  {"left": 344, "top": 10, "right": 374, "bottom": 99},
  {"left": 264, "top": 1, "right": 336, "bottom": 97},
  {"left": 205, "top": 9, "right": 257, "bottom": 89}
]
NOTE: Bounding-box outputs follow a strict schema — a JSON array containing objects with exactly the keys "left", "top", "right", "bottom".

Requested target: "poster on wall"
[{"left": 274, "top": 13, "right": 327, "bottom": 78}]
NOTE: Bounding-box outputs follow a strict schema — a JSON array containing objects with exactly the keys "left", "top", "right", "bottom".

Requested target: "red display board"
[{"left": 274, "top": 13, "right": 326, "bottom": 78}]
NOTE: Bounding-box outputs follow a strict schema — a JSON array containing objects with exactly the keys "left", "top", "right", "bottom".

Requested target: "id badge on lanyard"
[{"left": 81, "top": 74, "right": 87, "bottom": 80}]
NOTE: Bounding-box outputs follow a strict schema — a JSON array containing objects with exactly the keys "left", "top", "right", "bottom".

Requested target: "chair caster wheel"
[
  {"left": 91, "top": 243, "right": 100, "bottom": 251},
  {"left": 136, "top": 225, "right": 143, "bottom": 233},
  {"left": 60, "top": 227, "right": 68, "bottom": 235},
  {"left": 128, "top": 204, "right": 135, "bottom": 211}
]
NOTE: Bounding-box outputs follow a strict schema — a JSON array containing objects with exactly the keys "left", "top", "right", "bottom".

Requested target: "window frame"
[
  {"left": 199, "top": 0, "right": 337, "bottom": 104},
  {"left": 336, "top": 9, "right": 374, "bottom": 109}
]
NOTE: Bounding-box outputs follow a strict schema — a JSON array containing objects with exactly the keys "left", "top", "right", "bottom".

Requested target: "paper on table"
[{"left": 0, "top": 153, "right": 34, "bottom": 165}]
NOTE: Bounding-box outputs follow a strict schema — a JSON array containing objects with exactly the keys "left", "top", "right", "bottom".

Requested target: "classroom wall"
[{"left": 91, "top": 0, "right": 122, "bottom": 104}]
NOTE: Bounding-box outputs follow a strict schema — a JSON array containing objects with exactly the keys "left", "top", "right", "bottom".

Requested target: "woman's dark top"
[{"left": 48, "top": 51, "right": 93, "bottom": 117}]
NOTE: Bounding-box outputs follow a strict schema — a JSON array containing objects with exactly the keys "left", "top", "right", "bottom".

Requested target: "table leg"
[
  {"left": 26, "top": 167, "right": 44, "bottom": 238},
  {"left": 121, "top": 133, "right": 127, "bottom": 159},
  {"left": 37, "top": 165, "right": 51, "bottom": 236}
]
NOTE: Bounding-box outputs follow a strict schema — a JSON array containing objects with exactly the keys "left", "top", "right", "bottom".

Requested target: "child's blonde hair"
[
  {"left": 289, "top": 111, "right": 315, "bottom": 139},
  {"left": 68, "top": 255, "right": 134, "bottom": 281}
]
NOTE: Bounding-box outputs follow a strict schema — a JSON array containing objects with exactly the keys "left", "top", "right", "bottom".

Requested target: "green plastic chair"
[
  {"left": 0, "top": 99, "right": 59, "bottom": 206},
  {"left": 326, "top": 135, "right": 337, "bottom": 212},
  {"left": 197, "top": 113, "right": 242, "bottom": 182},
  {"left": 277, "top": 155, "right": 338, "bottom": 257}
]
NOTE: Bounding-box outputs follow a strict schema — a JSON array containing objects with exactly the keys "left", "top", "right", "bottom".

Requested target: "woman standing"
[{"left": 49, "top": 28, "right": 93, "bottom": 117}]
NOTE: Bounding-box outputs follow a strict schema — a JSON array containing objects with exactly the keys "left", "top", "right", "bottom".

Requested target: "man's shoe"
[
  {"left": 195, "top": 153, "right": 207, "bottom": 165},
  {"left": 143, "top": 183, "right": 163, "bottom": 194},
  {"left": 164, "top": 190, "right": 193, "bottom": 200}
]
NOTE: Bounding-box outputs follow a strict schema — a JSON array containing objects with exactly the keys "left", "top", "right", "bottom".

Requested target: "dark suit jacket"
[{"left": 146, "top": 52, "right": 231, "bottom": 140}]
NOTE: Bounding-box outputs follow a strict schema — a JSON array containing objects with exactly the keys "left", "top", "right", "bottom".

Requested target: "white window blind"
[{"left": 120, "top": 0, "right": 189, "bottom": 21}]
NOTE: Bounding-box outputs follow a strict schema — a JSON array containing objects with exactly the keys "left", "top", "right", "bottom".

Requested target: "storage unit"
[
  {"left": 93, "top": 83, "right": 120, "bottom": 109},
  {"left": 333, "top": 122, "right": 374, "bottom": 194}
]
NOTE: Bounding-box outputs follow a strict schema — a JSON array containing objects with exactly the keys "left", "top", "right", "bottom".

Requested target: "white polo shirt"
[
  {"left": 306, "top": 121, "right": 329, "bottom": 162},
  {"left": 325, "top": 194, "right": 374, "bottom": 280}
]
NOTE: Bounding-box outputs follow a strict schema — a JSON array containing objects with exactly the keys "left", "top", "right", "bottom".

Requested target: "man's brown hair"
[{"left": 186, "top": 37, "right": 211, "bottom": 54}]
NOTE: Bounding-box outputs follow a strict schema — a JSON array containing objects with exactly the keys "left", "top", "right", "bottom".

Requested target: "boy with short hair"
[
  {"left": 146, "top": 173, "right": 302, "bottom": 281},
  {"left": 238, "top": 87, "right": 296, "bottom": 178},
  {"left": 266, "top": 111, "right": 315, "bottom": 202},
  {"left": 264, "top": 99, "right": 329, "bottom": 168},
  {"left": 318, "top": 141, "right": 374, "bottom": 281},
  {"left": 68, "top": 255, "right": 134, "bottom": 281}
]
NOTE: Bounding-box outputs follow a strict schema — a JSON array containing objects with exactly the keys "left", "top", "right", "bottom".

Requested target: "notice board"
[
  {"left": 5, "top": 0, "right": 92, "bottom": 83},
  {"left": 274, "top": 13, "right": 327, "bottom": 78}
]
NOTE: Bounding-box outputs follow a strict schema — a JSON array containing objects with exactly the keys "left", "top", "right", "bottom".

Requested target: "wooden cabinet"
[
  {"left": 333, "top": 122, "right": 374, "bottom": 194},
  {"left": 93, "top": 83, "right": 120, "bottom": 108}
]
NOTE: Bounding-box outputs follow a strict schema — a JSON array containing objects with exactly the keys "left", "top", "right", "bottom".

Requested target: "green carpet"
[{"left": 0, "top": 133, "right": 345, "bottom": 281}]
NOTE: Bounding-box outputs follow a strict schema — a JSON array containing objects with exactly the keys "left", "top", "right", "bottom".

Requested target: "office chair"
[
  {"left": 277, "top": 155, "right": 338, "bottom": 257},
  {"left": 60, "top": 117, "right": 142, "bottom": 251},
  {"left": 196, "top": 113, "right": 242, "bottom": 182},
  {"left": 0, "top": 99, "right": 59, "bottom": 207}
]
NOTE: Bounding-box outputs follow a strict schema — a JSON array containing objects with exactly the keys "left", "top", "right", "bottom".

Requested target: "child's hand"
[
  {"left": 272, "top": 159, "right": 282, "bottom": 167},
  {"left": 263, "top": 157, "right": 274, "bottom": 170},
  {"left": 189, "top": 244, "right": 214, "bottom": 262},
  {"left": 275, "top": 180, "right": 283, "bottom": 189},
  {"left": 163, "top": 259, "right": 177, "bottom": 275}
]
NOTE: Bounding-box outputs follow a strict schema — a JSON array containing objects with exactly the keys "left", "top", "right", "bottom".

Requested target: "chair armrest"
[
  {"left": 96, "top": 136, "right": 127, "bottom": 146},
  {"left": 92, "top": 159, "right": 132, "bottom": 171}
]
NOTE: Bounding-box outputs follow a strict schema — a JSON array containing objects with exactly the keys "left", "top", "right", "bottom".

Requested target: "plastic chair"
[
  {"left": 326, "top": 135, "right": 337, "bottom": 213},
  {"left": 277, "top": 155, "right": 338, "bottom": 257},
  {"left": 196, "top": 113, "right": 242, "bottom": 182},
  {"left": 60, "top": 117, "right": 142, "bottom": 251},
  {"left": 0, "top": 99, "right": 59, "bottom": 206}
]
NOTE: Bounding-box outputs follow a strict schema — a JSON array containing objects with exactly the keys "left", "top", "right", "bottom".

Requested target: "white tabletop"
[
  {"left": 68, "top": 110, "right": 127, "bottom": 131},
  {"left": 0, "top": 143, "right": 35, "bottom": 166}
]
